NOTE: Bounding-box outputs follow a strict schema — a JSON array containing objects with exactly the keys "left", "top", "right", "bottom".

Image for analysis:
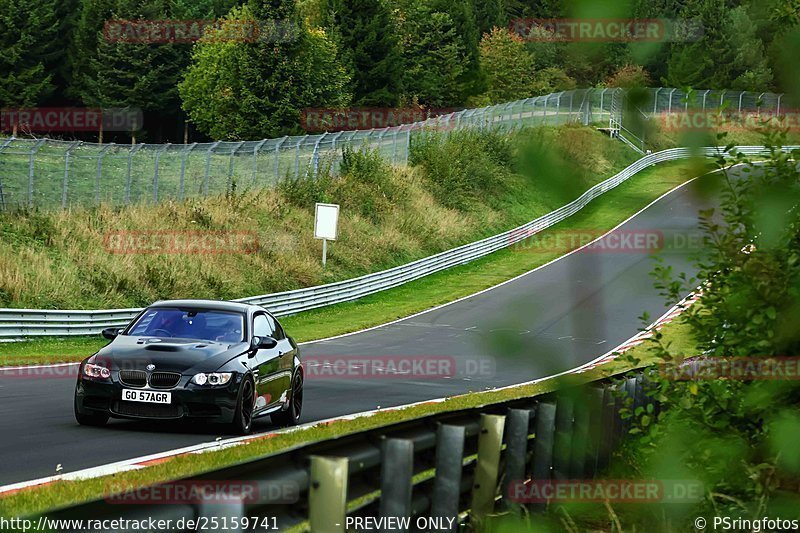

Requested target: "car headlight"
[
  {"left": 83, "top": 362, "right": 111, "bottom": 380},
  {"left": 192, "top": 372, "right": 233, "bottom": 386}
]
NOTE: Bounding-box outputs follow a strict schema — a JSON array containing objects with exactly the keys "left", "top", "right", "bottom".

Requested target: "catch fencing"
[
  {"left": 0, "top": 88, "right": 785, "bottom": 210},
  {"left": 0, "top": 145, "right": 795, "bottom": 339}
]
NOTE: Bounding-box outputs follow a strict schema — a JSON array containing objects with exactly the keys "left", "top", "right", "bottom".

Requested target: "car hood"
[{"left": 95, "top": 335, "right": 248, "bottom": 374}]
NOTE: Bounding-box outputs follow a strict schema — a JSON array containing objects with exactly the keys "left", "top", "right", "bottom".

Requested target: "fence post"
[
  {"left": 95, "top": 143, "right": 114, "bottom": 205},
  {"left": 380, "top": 438, "right": 414, "bottom": 533},
  {"left": 293, "top": 135, "right": 308, "bottom": 179},
  {"left": 251, "top": 139, "right": 267, "bottom": 187},
  {"left": 777, "top": 94, "right": 782, "bottom": 115},
  {"left": 62, "top": 141, "right": 81, "bottom": 209},
  {"left": 311, "top": 133, "right": 326, "bottom": 176},
  {"left": 471, "top": 414, "right": 506, "bottom": 524},
  {"left": 228, "top": 141, "right": 245, "bottom": 193},
  {"left": 652, "top": 88, "right": 661, "bottom": 114},
  {"left": 598, "top": 386, "right": 617, "bottom": 470},
  {"left": 27, "top": 139, "right": 46, "bottom": 208},
  {"left": 203, "top": 141, "right": 219, "bottom": 197},
  {"left": 153, "top": 143, "right": 169, "bottom": 203},
  {"left": 273, "top": 136, "right": 288, "bottom": 182},
  {"left": 179, "top": 142, "right": 196, "bottom": 200},
  {"left": 431, "top": 424, "right": 466, "bottom": 530},
  {"left": 0, "top": 138, "right": 14, "bottom": 211},
  {"left": 503, "top": 409, "right": 531, "bottom": 511},
  {"left": 124, "top": 143, "right": 144, "bottom": 205},
  {"left": 309, "top": 456, "right": 348, "bottom": 533}
]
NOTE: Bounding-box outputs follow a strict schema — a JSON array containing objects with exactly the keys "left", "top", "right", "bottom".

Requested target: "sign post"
[{"left": 314, "top": 203, "right": 339, "bottom": 268}]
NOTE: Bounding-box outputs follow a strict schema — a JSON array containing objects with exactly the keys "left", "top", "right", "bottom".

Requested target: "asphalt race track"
[{"left": 0, "top": 171, "right": 720, "bottom": 486}]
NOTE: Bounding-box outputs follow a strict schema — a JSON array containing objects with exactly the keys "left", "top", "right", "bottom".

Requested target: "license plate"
[{"left": 122, "top": 389, "right": 171, "bottom": 404}]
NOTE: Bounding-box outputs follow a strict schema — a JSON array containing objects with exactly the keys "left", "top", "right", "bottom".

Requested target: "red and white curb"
[{"left": 576, "top": 290, "right": 701, "bottom": 374}]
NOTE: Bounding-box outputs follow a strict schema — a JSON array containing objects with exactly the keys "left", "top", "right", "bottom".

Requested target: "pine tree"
[
  {"left": 400, "top": 0, "right": 466, "bottom": 107},
  {"left": 0, "top": 0, "right": 61, "bottom": 108},
  {"left": 474, "top": 0, "right": 506, "bottom": 36},
  {"left": 331, "top": 0, "right": 404, "bottom": 106}
]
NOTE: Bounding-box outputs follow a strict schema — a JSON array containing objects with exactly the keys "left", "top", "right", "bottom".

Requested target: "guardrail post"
[
  {"left": 198, "top": 498, "right": 245, "bottom": 533},
  {"left": 529, "top": 402, "right": 556, "bottom": 512},
  {"left": 598, "top": 386, "right": 617, "bottom": 470},
  {"left": 624, "top": 377, "right": 639, "bottom": 432},
  {"left": 585, "top": 387, "right": 605, "bottom": 477},
  {"left": 503, "top": 409, "right": 531, "bottom": 511},
  {"left": 431, "top": 424, "right": 465, "bottom": 529},
  {"left": 380, "top": 438, "right": 414, "bottom": 533},
  {"left": 471, "top": 413, "right": 505, "bottom": 524},
  {"left": 569, "top": 395, "right": 590, "bottom": 478},
  {"left": 552, "top": 396, "right": 573, "bottom": 480},
  {"left": 310, "top": 456, "right": 348, "bottom": 533}
]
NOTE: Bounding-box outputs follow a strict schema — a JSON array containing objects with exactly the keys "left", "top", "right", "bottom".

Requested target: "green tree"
[
  {"left": 474, "top": 0, "right": 506, "bottom": 35},
  {"left": 429, "top": 0, "right": 482, "bottom": 102},
  {"left": 0, "top": 0, "right": 61, "bottom": 109},
  {"left": 477, "top": 27, "right": 534, "bottom": 104},
  {"left": 665, "top": 0, "right": 772, "bottom": 90},
  {"left": 180, "top": 3, "right": 350, "bottom": 139},
  {"left": 400, "top": 0, "right": 466, "bottom": 107},
  {"left": 331, "top": 0, "right": 404, "bottom": 106}
]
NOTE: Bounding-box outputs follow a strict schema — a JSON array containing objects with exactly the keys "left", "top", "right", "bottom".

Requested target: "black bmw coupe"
[{"left": 74, "top": 300, "right": 303, "bottom": 434}]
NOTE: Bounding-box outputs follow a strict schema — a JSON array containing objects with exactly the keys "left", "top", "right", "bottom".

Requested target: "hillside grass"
[{"left": 0, "top": 125, "right": 637, "bottom": 311}]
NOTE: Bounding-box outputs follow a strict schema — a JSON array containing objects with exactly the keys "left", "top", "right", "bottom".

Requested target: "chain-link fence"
[{"left": 0, "top": 87, "right": 784, "bottom": 210}]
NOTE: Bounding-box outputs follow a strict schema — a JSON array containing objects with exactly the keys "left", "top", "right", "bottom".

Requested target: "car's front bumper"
[{"left": 75, "top": 374, "right": 242, "bottom": 423}]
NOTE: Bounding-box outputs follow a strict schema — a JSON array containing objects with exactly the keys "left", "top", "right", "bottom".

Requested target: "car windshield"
[{"left": 127, "top": 308, "right": 245, "bottom": 343}]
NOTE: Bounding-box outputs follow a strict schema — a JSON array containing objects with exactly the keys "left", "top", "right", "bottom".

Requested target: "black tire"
[
  {"left": 230, "top": 377, "right": 255, "bottom": 435},
  {"left": 271, "top": 371, "right": 303, "bottom": 427},
  {"left": 74, "top": 396, "right": 108, "bottom": 427}
]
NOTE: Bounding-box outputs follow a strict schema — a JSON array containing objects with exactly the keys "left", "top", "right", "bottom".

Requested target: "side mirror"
[
  {"left": 252, "top": 335, "right": 278, "bottom": 349},
  {"left": 102, "top": 327, "right": 120, "bottom": 340}
]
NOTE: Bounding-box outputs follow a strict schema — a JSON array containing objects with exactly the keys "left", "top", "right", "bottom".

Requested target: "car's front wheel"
[
  {"left": 74, "top": 395, "right": 108, "bottom": 427},
  {"left": 230, "top": 377, "right": 255, "bottom": 435},
  {"left": 272, "top": 371, "right": 303, "bottom": 427}
]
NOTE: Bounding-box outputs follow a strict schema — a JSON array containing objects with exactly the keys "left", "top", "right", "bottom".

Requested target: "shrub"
[{"left": 409, "top": 129, "right": 514, "bottom": 209}]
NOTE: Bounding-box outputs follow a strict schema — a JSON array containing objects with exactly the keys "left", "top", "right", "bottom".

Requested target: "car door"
[
  {"left": 268, "top": 314, "right": 295, "bottom": 403},
  {"left": 252, "top": 313, "right": 284, "bottom": 412}
]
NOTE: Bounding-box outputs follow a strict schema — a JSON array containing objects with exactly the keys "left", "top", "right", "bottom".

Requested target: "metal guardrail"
[
  {"left": 0, "top": 145, "right": 795, "bottom": 339},
  {"left": 0, "top": 87, "right": 784, "bottom": 210},
  {"left": 44, "top": 370, "right": 655, "bottom": 532}
]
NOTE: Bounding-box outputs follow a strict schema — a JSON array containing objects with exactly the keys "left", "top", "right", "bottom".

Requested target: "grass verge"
[{"left": 0, "top": 159, "right": 710, "bottom": 367}]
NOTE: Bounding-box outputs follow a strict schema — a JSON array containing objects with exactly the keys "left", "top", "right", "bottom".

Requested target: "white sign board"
[{"left": 314, "top": 203, "right": 339, "bottom": 241}]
